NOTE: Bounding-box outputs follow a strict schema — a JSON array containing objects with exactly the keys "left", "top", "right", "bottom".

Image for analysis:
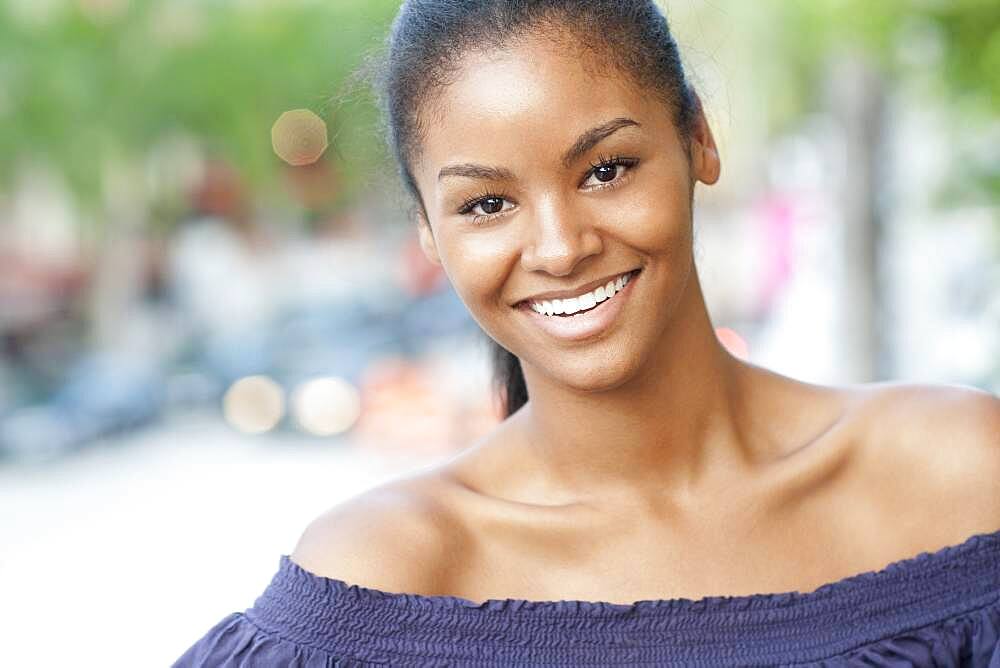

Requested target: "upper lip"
[{"left": 516, "top": 269, "right": 638, "bottom": 305}]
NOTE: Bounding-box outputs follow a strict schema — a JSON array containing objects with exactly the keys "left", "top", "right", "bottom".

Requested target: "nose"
[{"left": 519, "top": 195, "right": 603, "bottom": 276}]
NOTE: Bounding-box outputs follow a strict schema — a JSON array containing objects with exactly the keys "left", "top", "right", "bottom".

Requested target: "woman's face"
[{"left": 411, "top": 35, "right": 720, "bottom": 394}]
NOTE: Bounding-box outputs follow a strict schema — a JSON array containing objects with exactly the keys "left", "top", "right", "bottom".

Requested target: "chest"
[
  {"left": 448, "top": 508, "right": 867, "bottom": 604},
  {"left": 433, "top": 410, "right": 992, "bottom": 606},
  {"left": 442, "top": 470, "right": 965, "bottom": 606}
]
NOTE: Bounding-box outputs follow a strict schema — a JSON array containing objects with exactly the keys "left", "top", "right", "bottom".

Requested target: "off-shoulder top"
[{"left": 173, "top": 528, "right": 1000, "bottom": 666}]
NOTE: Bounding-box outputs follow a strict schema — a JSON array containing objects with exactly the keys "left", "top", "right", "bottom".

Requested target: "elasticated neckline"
[{"left": 242, "top": 528, "right": 1000, "bottom": 665}]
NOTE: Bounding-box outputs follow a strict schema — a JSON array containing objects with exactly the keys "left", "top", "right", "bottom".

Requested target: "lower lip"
[{"left": 518, "top": 270, "right": 640, "bottom": 342}]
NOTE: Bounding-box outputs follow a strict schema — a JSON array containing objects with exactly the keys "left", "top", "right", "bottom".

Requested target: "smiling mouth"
[{"left": 519, "top": 269, "right": 641, "bottom": 317}]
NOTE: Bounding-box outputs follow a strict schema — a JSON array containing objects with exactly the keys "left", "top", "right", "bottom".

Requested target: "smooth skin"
[{"left": 292, "top": 33, "right": 1000, "bottom": 605}]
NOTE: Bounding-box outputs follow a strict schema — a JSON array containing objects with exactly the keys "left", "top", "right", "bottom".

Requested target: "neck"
[{"left": 516, "top": 268, "right": 760, "bottom": 508}]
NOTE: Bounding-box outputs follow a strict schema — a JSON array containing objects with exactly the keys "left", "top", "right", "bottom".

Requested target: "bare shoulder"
[
  {"left": 289, "top": 472, "right": 465, "bottom": 596},
  {"left": 852, "top": 381, "right": 1000, "bottom": 533},
  {"left": 858, "top": 381, "right": 999, "bottom": 456}
]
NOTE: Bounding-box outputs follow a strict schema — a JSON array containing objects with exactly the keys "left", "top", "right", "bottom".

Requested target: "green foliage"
[
  {"left": 758, "top": 0, "right": 999, "bottom": 202},
  {"left": 0, "top": 0, "right": 399, "bottom": 215},
  {"left": 924, "top": 0, "right": 1000, "bottom": 117}
]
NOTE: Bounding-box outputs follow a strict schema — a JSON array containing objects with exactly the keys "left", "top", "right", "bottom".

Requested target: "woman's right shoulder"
[{"left": 289, "top": 468, "right": 470, "bottom": 597}]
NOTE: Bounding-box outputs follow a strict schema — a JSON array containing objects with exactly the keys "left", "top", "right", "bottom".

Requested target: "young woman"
[{"left": 175, "top": 1, "right": 1000, "bottom": 665}]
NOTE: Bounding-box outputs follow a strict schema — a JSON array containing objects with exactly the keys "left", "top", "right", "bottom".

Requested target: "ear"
[
  {"left": 416, "top": 209, "right": 442, "bottom": 266},
  {"left": 688, "top": 90, "right": 720, "bottom": 186}
]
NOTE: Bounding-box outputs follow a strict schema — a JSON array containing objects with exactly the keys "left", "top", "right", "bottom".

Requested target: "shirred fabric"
[{"left": 173, "top": 529, "right": 1000, "bottom": 667}]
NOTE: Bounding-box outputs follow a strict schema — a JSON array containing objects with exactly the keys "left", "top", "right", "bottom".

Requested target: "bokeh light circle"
[
  {"left": 222, "top": 375, "right": 285, "bottom": 434},
  {"left": 291, "top": 377, "right": 361, "bottom": 436},
  {"left": 271, "top": 109, "right": 328, "bottom": 166},
  {"left": 291, "top": 376, "right": 362, "bottom": 436}
]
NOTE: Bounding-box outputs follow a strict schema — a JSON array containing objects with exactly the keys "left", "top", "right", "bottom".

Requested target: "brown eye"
[
  {"left": 582, "top": 156, "right": 638, "bottom": 189},
  {"left": 593, "top": 164, "right": 618, "bottom": 183},
  {"left": 457, "top": 191, "right": 515, "bottom": 223},
  {"left": 480, "top": 197, "right": 504, "bottom": 214}
]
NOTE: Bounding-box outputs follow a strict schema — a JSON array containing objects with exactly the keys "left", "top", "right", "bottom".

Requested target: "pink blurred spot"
[
  {"left": 754, "top": 194, "right": 796, "bottom": 317},
  {"left": 715, "top": 327, "right": 750, "bottom": 361}
]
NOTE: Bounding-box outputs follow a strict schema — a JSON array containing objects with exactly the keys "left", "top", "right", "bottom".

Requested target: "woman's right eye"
[
  {"left": 458, "top": 193, "right": 514, "bottom": 223},
  {"left": 470, "top": 196, "right": 505, "bottom": 215}
]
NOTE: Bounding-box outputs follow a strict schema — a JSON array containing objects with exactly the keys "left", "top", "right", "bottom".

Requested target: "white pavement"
[{"left": 0, "top": 414, "right": 445, "bottom": 667}]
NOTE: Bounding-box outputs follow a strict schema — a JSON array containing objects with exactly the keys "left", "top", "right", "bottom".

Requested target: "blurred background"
[{"left": 0, "top": 0, "right": 996, "bottom": 664}]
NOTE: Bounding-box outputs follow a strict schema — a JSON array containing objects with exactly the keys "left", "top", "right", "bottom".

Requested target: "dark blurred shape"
[
  {"left": 190, "top": 159, "right": 253, "bottom": 229},
  {"left": 282, "top": 156, "right": 337, "bottom": 208}
]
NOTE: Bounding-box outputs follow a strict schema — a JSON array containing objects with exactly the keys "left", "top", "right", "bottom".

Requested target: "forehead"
[{"left": 414, "top": 37, "right": 670, "bottom": 178}]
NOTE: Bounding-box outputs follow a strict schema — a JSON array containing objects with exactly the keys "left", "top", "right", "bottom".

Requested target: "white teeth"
[{"left": 528, "top": 271, "right": 634, "bottom": 317}]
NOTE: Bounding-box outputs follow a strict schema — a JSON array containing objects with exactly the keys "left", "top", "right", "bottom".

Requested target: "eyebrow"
[{"left": 436, "top": 117, "right": 641, "bottom": 182}]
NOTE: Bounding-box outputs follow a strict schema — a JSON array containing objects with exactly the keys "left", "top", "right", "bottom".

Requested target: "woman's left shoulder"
[
  {"left": 849, "top": 381, "right": 1000, "bottom": 523},
  {"left": 856, "top": 381, "right": 999, "bottom": 452}
]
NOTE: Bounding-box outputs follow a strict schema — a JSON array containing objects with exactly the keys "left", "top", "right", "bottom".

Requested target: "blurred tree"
[
  {"left": 762, "top": 0, "right": 999, "bottom": 205},
  {"left": 0, "top": 0, "right": 400, "bottom": 221}
]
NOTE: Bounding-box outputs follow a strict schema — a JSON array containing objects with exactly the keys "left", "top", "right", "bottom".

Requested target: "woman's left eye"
[{"left": 582, "top": 156, "right": 639, "bottom": 189}]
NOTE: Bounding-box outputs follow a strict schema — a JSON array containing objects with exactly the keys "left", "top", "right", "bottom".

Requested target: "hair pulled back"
[{"left": 370, "top": 0, "right": 698, "bottom": 418}]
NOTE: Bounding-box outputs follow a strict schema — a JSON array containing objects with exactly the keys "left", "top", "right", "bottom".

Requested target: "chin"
[{"left": 529, "top": 346, "right": 646, "bottom": 394}]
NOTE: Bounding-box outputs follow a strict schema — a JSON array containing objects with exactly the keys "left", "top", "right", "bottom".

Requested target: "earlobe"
[
  {"left": 688, "top": 90, "right": 721, "bottom": 186},
  {"left": 697, "top": 142, "right": 720, "bottom": 185},
  {"left": 416, "top": 213, "right": 442, "bottom": 266},
  {"left": 690, "top": 131, "right": 720, "bottom": 186}
]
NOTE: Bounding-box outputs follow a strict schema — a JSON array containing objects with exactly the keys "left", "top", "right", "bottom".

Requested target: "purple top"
[{"left": 174, "top": 528, "right": 1000, "bottom": 666}]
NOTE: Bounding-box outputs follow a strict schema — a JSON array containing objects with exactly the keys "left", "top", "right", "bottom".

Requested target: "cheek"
[
  {"left": 436, "top": 228, "right": 520, "bottom": 310},
  {"left": 602, "top": 177, "right": 692, "bottom": 255}
]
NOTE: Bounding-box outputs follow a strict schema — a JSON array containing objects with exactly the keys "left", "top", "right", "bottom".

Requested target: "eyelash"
[{"left": 456, "top": 154, "right": 639, "bottom": 225}]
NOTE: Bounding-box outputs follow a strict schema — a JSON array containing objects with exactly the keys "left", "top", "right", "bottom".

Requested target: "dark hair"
[{"left": 368, "top": 0, "right": 698, "bottom": 418}]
